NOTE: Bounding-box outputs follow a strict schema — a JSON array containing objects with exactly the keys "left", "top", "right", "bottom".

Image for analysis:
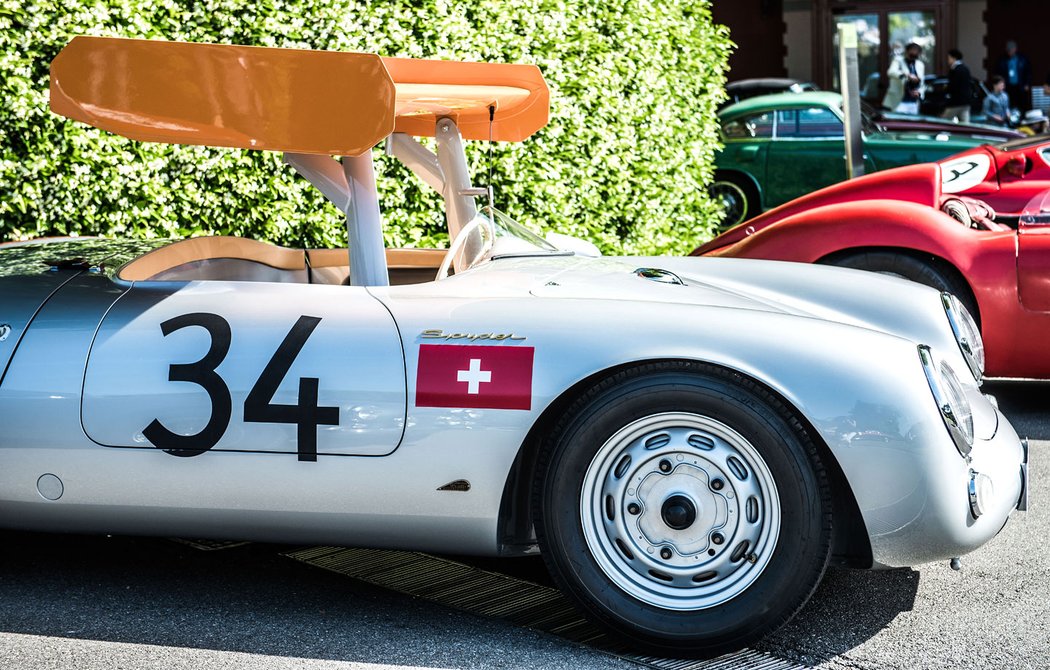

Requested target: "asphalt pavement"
[{"left": 0, "top": 380, "right": 1047, "bottom": 669}]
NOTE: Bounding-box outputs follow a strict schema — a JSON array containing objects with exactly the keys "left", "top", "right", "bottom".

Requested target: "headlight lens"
[
  {"left": 941, "top": 293, "right": 984, "bottom": 381},
  {"left": 919, "top": 345, "right": 974, "bottom": 456},
  {"left": 939, "top": 361, "right": 974, "bottom": 444}
]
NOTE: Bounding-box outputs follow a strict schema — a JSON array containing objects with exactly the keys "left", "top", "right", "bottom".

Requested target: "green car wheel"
[{"left": 709, "top": 177, "right": 755, "bottom": 228}]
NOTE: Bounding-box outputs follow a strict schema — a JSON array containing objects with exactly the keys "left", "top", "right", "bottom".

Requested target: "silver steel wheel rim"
[
  {"left": 580, "top": 412, "right": 781, "bottom": 611},
  {"left": 710, "top": 181, "right": 747, "bottom": 226}
]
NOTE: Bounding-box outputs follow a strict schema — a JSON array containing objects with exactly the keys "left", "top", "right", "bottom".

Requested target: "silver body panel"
[
  {"left": 0, "top": 252, "right": 1024, "bottom": 567},
  {"left": 0, "top": 273, "right": 78, "bottom": 381},
  {"left": 83, "top": 281, "right": 406, "bottom": 456}
]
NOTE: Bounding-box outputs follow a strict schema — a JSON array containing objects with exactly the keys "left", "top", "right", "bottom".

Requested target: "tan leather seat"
[
  {"left": 120, "top": 236, "right": 306, "bottom": 282},
  {"left": 306, "top": 247, "right": 446, "bottom": 285},
  {"left": 120, "top": 236, "right": 447, "bottom": 285}
]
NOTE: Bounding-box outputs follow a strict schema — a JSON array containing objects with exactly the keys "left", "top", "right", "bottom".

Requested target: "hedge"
[{"left": 0, "top": 1, "right": 732, "bottom": 254}]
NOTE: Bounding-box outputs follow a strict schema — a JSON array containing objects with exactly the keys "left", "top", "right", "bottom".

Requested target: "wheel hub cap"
[
  {"left": 637, "top": 466, "right": 726, "bottom": 555},
  {"left": 661, "top": 494, "right": 697, "bottom": 531},
  {"left": 580, "top": 412, "right": 781, "bottom": 611}
]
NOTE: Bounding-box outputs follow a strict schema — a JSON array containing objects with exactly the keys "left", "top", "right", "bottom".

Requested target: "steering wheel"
[{"left": 435, "top": 215, "right": 493, "bottom": 281}]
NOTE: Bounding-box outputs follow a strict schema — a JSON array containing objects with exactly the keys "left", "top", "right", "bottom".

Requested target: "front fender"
[
  {"left": 695, "top": 163, "right": 943, "bottom": 255},
  {"left": 707, "top": 199, "right": 1005, "bottom": 269}
]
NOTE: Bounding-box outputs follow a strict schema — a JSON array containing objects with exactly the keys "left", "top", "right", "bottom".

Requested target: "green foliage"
[{"left": 0, "top": 0, "right": 731, "bottom": 254}]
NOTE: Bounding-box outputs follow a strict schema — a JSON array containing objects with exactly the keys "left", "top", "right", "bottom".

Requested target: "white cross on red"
[{"left": 457, "top": 358, "right": 492, "bottom": 394}]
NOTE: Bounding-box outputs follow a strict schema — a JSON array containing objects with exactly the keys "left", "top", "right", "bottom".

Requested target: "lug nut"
[
  {"left": 710, "top": 478, "right": 724, "bottom": 491},
  {"left": 659, "top": 459, "right": 672, "bottom": 473},
  {"left": 627, "top": 503, "right": 640, "bottom": 515},
  {"left": 660, "top": 547, "right": 672, "bottom": 559},
  {"left": 711, "top": 532, "right": 725, "bottom": 545}
]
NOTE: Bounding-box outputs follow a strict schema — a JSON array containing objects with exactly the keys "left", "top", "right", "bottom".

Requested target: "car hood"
[
  {"left": 531, "top": 257, "right": 814, "bottom": 315},
  {"left": 523, "top": 254, "right": 936, "bottom": 330},
  {"left": 400, "top": 252, "right": 957, "bottom": 368},
  {"left": 518, "top": 255, "right": 958, "bottom": 360}
]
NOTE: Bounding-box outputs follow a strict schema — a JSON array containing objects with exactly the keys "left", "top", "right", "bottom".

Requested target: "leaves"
[{"left": 0, "top": 0, "right": 731, "bottom": 254}]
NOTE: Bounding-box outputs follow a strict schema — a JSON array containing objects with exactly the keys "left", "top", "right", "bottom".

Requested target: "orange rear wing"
[{"left": 50, "top": 36, "right": 549, "bottom": 156}]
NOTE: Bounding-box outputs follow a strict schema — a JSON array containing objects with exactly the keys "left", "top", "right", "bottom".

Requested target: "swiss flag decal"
[{"left": 416, "top": 344, "right": 534, "bottom": 410}]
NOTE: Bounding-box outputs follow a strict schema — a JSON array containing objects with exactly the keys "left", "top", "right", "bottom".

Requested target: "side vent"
[
  {"left": 437, "top": 479, "right": 471, "bottom": 492},
  {"left": 634, "top": 267, "right": 685, "bottom": 285}
]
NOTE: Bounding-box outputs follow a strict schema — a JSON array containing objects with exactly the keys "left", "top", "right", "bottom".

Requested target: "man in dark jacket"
[
  {"left": 996, "top": 40, "right": 1031, "bottom": 112},
  {"left": 942, "top": 48, "right": 972, "bottom": 122}
]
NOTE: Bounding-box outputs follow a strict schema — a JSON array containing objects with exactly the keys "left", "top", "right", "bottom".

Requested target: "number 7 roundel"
[{"left": 415, "top": 344, "right": 534, "bottom": 410}]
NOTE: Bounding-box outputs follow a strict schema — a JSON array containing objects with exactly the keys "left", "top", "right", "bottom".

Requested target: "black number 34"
[{"left": 143, "top": 313, "right": 339, "bottom": 461}]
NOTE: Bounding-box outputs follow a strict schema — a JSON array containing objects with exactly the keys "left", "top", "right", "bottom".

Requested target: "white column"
[
  {"left": 342, "top": 152, "right": 389, "bottom": 287},
  {"left": 435, "top": 118, "right": 481, "bottom": 272}
]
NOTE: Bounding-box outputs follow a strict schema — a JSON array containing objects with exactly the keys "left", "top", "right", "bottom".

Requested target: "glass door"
[
  {"left": 888, "top": 10, "right": 936, "bottom": 86},
  {"left": 832, "top": 14, "right": 881, "bottom": 103},
  {"left": 819, "top": 1, "right": 949, "bottom": 109}
]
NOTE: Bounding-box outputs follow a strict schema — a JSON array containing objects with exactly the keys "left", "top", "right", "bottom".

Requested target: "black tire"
[
  {"left": 533, "top": 362, "right": 831, "bottom": 658},
  {"left": 823, "top": 251, "right": 979, "bottom": 325},
  {"left": 708, "top": 174, "right": 758, "bottom": 229}
]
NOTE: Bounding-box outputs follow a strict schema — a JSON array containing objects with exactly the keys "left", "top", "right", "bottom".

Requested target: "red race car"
[
  {"left": 939, "top": 136, "right": 1050, "bottom": 217},
  {"left": 692, "top": 162, "right": 1050, "bottom": 379}
]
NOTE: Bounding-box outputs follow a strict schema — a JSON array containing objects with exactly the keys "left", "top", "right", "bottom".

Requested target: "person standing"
[
  {"left": 885, "top": 43, "right": 925, "bottom": 114},
  {"left": 983, "top": 75, "right": 1011, "bottom": 126},
  {"left": 942, "top": 49, "right": 972, "bottom": 122},
  {"left": 995, "top": 40, "right": 1031, "bottom": 112}
]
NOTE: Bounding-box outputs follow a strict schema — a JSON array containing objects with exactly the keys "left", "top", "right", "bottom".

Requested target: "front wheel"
[{"left": 534, "top": 363, "right": 832, "bottom": 657}]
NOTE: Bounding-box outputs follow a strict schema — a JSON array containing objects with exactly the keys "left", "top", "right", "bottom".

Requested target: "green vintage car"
[{"left": 711, "top": 91, "right": 989, "bottom": 226}]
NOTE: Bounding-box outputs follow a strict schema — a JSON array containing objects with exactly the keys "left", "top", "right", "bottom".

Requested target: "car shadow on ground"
[
  {"left": 423, "top": 550, "right": 922, "bottom": 666},
  {"left": 0, "top": 529, "right": 923, "bottom": 668},
  {"left": 0, "top": 531, "right": 628, "bottom": 669},
  {"left": 757, "top": 565, "right": 920, "bottom": 665}
]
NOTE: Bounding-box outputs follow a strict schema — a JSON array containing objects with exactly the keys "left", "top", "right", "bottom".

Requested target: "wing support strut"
[
  {"left": 386, "top": 119, "right": 482, "bottom": 273},
  {"left": 291, "top": 117, "right": 484, "bottom": 282},
  {"left": 284, "top": 152, "right": 389, "bottom": 287}
]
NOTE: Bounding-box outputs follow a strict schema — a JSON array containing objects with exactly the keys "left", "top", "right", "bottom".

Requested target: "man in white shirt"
[{"left": 884, "top": 43, "right": 925, "bottom": 114}]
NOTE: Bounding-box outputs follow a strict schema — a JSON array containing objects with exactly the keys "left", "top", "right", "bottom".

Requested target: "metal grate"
[{"left": 284, "top": 546, "right": 806, "bottom": 670}]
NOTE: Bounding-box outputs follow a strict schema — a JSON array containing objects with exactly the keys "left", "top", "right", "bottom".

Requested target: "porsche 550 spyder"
[{"left": 0, "top": 37, "right": 1028, "bottom": 657}]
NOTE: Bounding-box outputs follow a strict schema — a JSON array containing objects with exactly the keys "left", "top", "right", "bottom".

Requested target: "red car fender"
[
  {"left": 699, "top": 199, "right": 997, "bottom": 267},
  {"left": 696, "top": 163, "right": 942, "bottom": 255}
]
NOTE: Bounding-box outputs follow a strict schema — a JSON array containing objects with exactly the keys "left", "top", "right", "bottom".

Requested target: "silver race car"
[{"left": 0, "top": 37, "right": 1028, "bottom": 657}]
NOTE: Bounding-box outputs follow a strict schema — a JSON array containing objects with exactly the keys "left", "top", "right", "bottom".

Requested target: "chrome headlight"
[
  {"left": 919, "top": 345, "right": 974, "bottom": 456},
  {"left": 941, "top": 293, "right": 984, "bottom": 381}
]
